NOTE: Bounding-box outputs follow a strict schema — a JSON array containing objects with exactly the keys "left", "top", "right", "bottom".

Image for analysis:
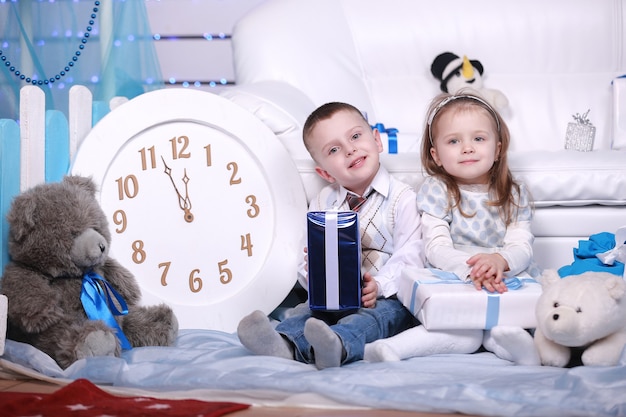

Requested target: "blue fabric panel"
[
  {"left": 0, "top": 119, "right": 20, "bottom": 274},
  {"left": 91, "top": 101, "right": 110, "bottom": 126},
  {"left": 44, "top": 110, "right": 69, "bottom": 183}
]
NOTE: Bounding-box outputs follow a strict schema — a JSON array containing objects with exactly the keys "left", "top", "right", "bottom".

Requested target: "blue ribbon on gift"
[
  {"left": 408, "top": 270, "right": 534, "bottom": 329},
  {"left": 484, "top": 277, "right": 537, "bottom": 329},
  {"left": 372, "top": 123, "right": 398, "bottom": 154},
  {"left": 80, "top": 271, "right": 132, "bottom": 350}
]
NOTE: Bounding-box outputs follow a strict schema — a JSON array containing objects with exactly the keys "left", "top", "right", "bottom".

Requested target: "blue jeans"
[{"left": 275, "top": 297, "right": 416, "bottom": 365}]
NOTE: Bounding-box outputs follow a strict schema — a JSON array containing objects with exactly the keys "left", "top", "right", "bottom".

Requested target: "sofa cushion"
[
  {"left": 509, "top": 150, "right": 626, "bottom": 207},
  {"left": 220, "top": 81, "right": 316, "bottom": 160}
]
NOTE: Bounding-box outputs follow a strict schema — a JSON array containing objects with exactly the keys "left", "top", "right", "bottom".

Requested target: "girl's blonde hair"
[{"left": 420, "top": 91, "right": 526, "bottom": 225}]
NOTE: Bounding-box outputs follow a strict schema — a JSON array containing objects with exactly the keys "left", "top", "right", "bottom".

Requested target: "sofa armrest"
[{"left": 220, "top": 81, "right": 317, "bottom": 160}]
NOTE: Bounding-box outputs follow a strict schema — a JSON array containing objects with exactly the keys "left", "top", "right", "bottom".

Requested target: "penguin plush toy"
[{"left": 431, "top": 52, "right": 508, "bottom": 111}]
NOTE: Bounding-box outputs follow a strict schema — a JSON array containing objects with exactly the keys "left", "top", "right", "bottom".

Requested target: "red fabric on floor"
[{"left": 0, "top": 378, "right": 250, "bottom": 417}]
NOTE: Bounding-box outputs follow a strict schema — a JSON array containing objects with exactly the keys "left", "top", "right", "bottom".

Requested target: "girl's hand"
[
  {"left": 361, "top": 272, "right": 378, "bottom": 308},
  {"left": 472, "top": 275, "right": 508, "bottom": 293},
  {"left": 466, "top": 253, "right": 508, "bottom": 293}
]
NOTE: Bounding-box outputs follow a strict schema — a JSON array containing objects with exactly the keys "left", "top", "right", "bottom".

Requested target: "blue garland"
[{"left": 0, "top": 0, "right": 100, "bottom": 85}]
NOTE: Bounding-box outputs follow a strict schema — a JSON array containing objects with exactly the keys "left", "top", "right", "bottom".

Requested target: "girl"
[{"left": 364, "top": 91, "right": 540, "bottom": 365}]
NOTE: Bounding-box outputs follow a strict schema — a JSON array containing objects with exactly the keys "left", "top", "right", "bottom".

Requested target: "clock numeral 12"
[
  {"left": 138, "top": 136, "right": 194, "bottom": 171},
  {"left": 170, "top": 136, "right": 191, "bottom": 160}
]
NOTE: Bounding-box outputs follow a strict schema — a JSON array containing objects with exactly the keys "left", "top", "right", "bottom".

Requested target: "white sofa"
[{"left": 221, "top": 0, "right": 626, "bottom": 270}]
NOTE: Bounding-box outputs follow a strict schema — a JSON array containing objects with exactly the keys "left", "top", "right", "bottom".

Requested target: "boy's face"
[{"left": 308, "top": 109, "right": 383, "bottom": 195}]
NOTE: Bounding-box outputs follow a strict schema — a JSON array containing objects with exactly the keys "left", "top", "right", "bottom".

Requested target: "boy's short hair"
[{"left": 303, "top": 102, "right": 367, "bottom": 153}]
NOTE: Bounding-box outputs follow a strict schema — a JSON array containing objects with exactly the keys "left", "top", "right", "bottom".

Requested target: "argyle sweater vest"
[{"left": 313, "top": 182, "right": 412, "bottom": 276}]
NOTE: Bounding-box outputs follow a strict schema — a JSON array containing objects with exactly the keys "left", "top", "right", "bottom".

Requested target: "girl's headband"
[{"left": 427, "top": 94, "right": 501, "bottom": 145}]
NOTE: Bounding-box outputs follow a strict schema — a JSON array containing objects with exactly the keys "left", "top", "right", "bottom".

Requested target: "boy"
[{"left": 237, "top": 102, "right": 423, "bottom": 369}]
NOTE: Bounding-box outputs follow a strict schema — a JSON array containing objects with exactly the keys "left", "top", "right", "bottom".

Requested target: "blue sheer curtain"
[{"left": 0, "top": 0, "right": 163, "bottom": 120}]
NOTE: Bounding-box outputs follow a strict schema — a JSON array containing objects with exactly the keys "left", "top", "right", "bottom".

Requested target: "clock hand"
[{"left": 161, "top": 156, "right": 194, "bottom": 223}]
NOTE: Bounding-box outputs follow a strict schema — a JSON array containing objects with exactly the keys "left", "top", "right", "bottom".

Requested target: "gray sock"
[
  {"left": 304, "top": 317, "right": 343, "bottom": 369},
  {"left": 237, "top": 310, "right": 294, "bottom": 360}
]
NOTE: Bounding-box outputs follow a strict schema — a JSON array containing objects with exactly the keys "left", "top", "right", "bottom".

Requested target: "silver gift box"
[{"left": 565, "top": 109, "right": 596, "bottom": 151}]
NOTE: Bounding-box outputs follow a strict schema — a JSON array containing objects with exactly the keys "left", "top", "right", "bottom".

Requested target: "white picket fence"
[{"left": 0, "top": 85, "right": 128, "bottom": 273}]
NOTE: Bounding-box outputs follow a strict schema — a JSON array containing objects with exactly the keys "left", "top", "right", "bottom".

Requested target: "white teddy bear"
[{"left": 534, "top": 269, "right": 626, "bottom": 367}]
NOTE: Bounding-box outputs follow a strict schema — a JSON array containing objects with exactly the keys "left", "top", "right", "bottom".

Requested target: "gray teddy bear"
[{"left": 0, "top": 176, "right": 178, "bottom": 369}]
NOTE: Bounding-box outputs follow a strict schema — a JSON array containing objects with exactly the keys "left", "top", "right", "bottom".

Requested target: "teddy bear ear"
[
  {"left": 7, "top": 193, "right": 37, "bottom": 242},
  {"left": 604, "top": 274, "right": 626, "bottom": 300},
  {"left": 63, "top": 175, "right": 98, "bottom": 195},
  {"left": 538, "top": 269, "right": 561, "bottom": 286}
]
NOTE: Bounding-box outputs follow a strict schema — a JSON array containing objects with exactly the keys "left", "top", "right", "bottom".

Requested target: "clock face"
[{"left": 71, "top": 89, "right": 308, "bottom": 332}]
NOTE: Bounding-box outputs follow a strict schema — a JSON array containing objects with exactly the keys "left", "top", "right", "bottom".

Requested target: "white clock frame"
[{"left": 71, "top": 88, "right": 307, "bottom": 332}]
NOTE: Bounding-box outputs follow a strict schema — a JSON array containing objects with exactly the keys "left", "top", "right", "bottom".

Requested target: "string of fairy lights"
[
  {"left": 1, "top": 0, "right": 236, "bottom": 89},
  {"left": 152, "top": 33, "right": 235, "bottom": 88}
]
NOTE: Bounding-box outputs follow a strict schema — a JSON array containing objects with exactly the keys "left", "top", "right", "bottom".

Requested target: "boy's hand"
[
  {"left": 361, "top": 272, "right": 378, "bottom": 308},
  {"left": 466, "top": 253, "right": 508, "bottom": 293},
  {"left": 303, "top": 247, "right": 308, "bottom": 273}
]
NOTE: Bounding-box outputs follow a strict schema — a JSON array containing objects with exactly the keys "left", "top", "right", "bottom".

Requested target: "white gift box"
[{"left": 397, "top": 267, "right": 542, "bottom": 330}]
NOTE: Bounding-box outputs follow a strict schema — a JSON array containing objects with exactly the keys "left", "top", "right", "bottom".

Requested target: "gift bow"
[
  {"left": 596, "top": 226, "right": 626, "bottom": 266},
  {"left": 372, "top": 123, "right": 398, "bottom": 154},
  {"left": 80, "top": 271, "right": 132, "bottom": 350}
]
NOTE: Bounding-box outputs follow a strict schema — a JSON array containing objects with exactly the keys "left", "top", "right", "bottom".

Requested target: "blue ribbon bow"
[
  {"left": 80, "top": 271, "right": 132, "bottom": 350},
  {"left": 372, "top": 123, "right": 399, "bottom": 154}
]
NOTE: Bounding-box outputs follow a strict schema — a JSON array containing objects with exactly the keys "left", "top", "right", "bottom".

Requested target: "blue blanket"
[{"left": 2, "top": 329, "right": 625, "bottom": 416}]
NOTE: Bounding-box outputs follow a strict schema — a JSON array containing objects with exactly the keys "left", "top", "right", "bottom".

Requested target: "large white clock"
[{"left": 70, "top": 88, "right": 308, "bottom": 332}]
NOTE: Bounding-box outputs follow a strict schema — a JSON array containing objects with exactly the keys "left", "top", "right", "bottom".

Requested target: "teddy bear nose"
[
  {"left": 99, "top": 243, "right": 105, "bottom": 253},
  {"left": 552, "top": 314, "right": 559, "bottom": 321}
]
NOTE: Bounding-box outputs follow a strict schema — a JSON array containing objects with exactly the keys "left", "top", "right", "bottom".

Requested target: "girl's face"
[
  {"left": 430, "top": 106, "right": 501, "bottom": 185},
  {"left": 308, "top": 109, "right": 383, "bottom": 196}
]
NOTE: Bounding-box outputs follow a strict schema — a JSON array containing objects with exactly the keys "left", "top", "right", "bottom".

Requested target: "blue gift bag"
[{"left": 307, "top": 211, "right": 362, "bottom": 311}]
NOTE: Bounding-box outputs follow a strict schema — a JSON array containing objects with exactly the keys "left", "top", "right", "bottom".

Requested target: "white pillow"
[{"left": 220, "top": 81, "right": 316, "bottom": 160}]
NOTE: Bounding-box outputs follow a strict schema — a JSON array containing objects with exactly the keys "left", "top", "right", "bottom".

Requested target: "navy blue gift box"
[{"left": 307, "top": 211, "right": 362, "bottom": 311}]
